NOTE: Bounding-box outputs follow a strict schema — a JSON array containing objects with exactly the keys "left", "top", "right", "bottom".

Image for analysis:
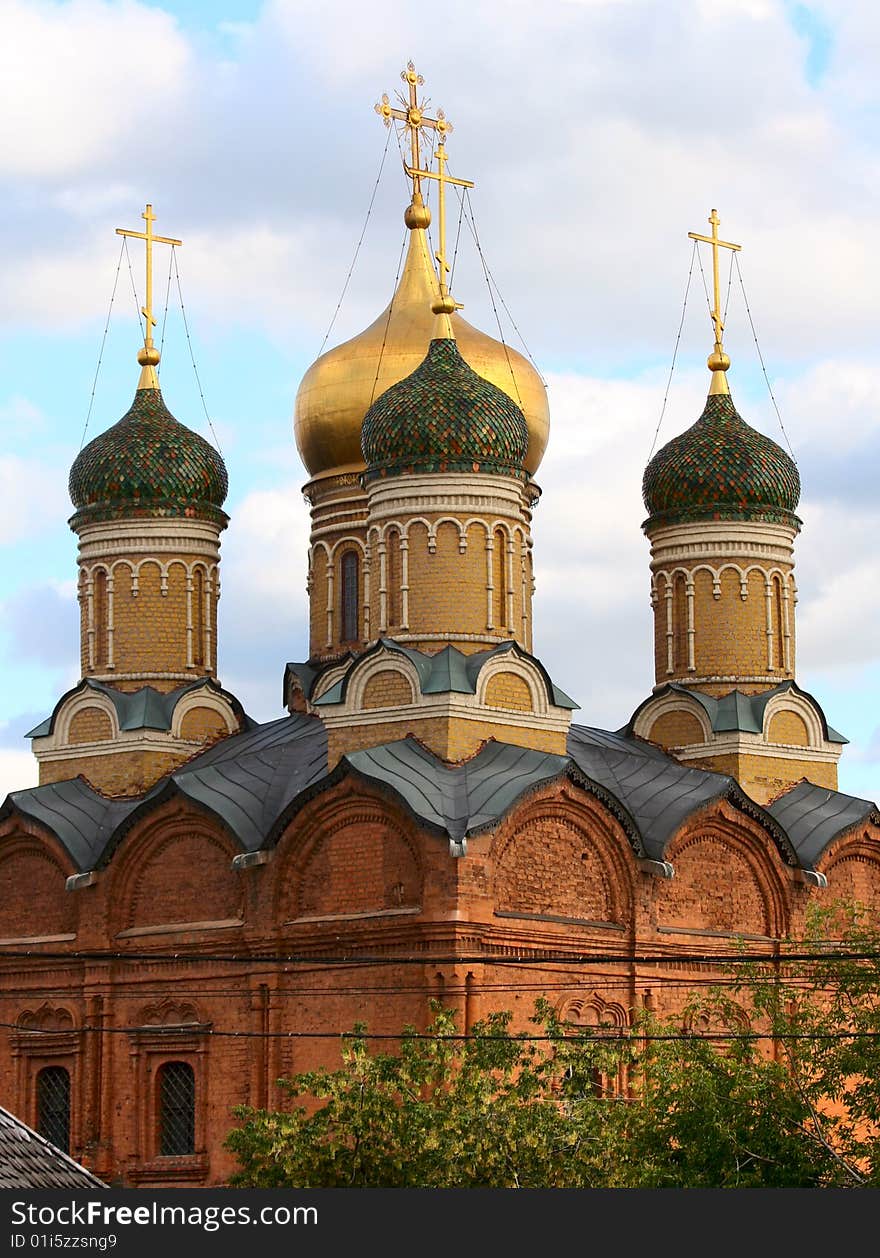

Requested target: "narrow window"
[
  {"left": 193, "top": 569, "right": 205, "bottom": 667},
  {"left": 673, "top": 573, "right": 688, "bottom": 670},
  {"left": 158, "top": 1061, "right": 195, "bottom": 1156},
  {"left": 774, "top": 574, "right": 785, "bottom": 672},
  {"left": 493, "top": 529, "right": 506, "bottom": 630},
  {"left": 341, "top": 551, "right": 359, "bottom": 643},
  {"left": 94, "top": 570, "right": 108, "bottom": 667},
  {"left": 36, "top": 1065, "right": 70, "bottom": 1153},
  {"left": 386, "top": 530, "right": 400, "bottom": 628}
]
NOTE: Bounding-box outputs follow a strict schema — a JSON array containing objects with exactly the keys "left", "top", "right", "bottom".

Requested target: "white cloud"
[
  {"left": 0, "top": 457, "right": 67, "bottom": 545},
  {"left": 0, "top": 750, "right": 38, "bottom": 801},
  {"left": 0, "top": 0, "right": 190, "bottom": 178}
]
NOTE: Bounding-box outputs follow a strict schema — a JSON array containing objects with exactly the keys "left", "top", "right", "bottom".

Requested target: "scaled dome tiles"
[
  {"left": 69, "top": 388, "right": 229, "bottom": 529},
  {"left": 642, "top": 392, "right": 801, "bottom": 529},
  {"left": 361, "top": 337, "right": 529, "bottom": 481}
]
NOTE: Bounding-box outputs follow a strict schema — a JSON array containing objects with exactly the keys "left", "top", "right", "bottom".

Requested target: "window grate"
[
  {"left": 37, "top": 1066, "right": 70, "bottom": 1153},
  {"left": 341, "top": 551, "right": 359, "bottom": 642},
  {"left": 158, "top": 1061, "right": 195, "bottom": 1156}
]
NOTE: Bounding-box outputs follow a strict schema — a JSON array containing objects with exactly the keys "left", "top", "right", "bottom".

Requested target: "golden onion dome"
[{"left": 294, "top": 224, "right": 549, "bottom": 479}]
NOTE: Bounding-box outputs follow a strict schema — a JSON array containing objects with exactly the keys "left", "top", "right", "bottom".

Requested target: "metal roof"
[
  {"left": 633, "top": 681, "right": 848, "bottom": 744},
  {"left": 0, "top": 1105, "right": 105, "bottom": 1189},
  {"left": 343, "top": 738, "right": 569, "bottom": 846},
  {"left": 26, "top": 677, "right": 252, "bottom": 739},
  {"left": 3, "top": 711, "right": 874, "bottom": 874},
  {"left": 565, "top": 724, "right": 797, "bottom": 865},
  {"left": 308, "top": 637, "right": 579, "bottom": 709},
  {"left": 768, "top": 781, "right": 880, "bottom": 870}
]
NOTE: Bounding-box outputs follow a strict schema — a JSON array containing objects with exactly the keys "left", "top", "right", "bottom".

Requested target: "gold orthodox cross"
[
  {"left": 688, "top": 208, "right": 741, "bottom": 367},
  {"left": 375, "top": 61, "right": 452, "bottom": 204},
  {"left": 116, "top": 204, "right": 182, "bottom": 377},
  {"left": 406, "top": 141, "right": 474, "bottom": 315}
]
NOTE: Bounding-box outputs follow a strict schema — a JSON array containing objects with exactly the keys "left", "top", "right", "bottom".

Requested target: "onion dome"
[
  {"left": 642, "top": 392, "right": 800, "bottom": 530},
  {"left": 361, "top": 337, "right": 529, "bottom": 482},
  {"left": 294, "top": 225, "right": 549, "bottom": 479},
  {"left": 69, "top": 387, "right": 228, "bottom": 530}
]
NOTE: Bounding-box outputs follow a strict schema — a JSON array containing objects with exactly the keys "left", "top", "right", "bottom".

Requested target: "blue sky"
[{"left": 1, "top": 0, "right": 878, "bottom": 804}]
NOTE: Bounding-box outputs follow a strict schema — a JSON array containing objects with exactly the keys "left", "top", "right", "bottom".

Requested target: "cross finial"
[
  {"left": 116, "top": 203, "right": 182, "bottom": 390},
  {"left": 375, "top": 61, "right": 453, "bottom": 230},
  {"left": 688, "top": 208, "right": 742, "bottom": 395},
  {"left": 406, "top": 139, "right": 474, "bottom": 332}
]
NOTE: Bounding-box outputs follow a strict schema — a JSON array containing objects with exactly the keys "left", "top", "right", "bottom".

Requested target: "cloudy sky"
[{"left": 1, "top": 0, "right": 878, "bottom": 804}]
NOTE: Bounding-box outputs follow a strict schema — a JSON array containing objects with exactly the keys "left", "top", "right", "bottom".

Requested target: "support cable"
[
  {"left": 734, "top": 251, "right": 796, "bottom": 457},
  {"left": 368, "top": 230, "right": 408, "bottom": 410},
  {"left": 78, "top": 239, "right": 125, "bottom": 451},
  {"left": 316, "top": 125, "right": 393, "bottom": 359},
  {"left": 172, "top": 248, "right": 223, "bottom": 456},
  {"left": 647, "top": 239, "right": 698, "bottom": 459}
]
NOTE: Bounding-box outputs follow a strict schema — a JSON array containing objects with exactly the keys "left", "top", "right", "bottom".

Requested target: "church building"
[{"left": 0, "top": 65, "right": 878, "bottom": 1187}]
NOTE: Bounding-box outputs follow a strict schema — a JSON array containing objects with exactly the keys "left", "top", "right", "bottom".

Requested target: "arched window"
[
  {"left": 94, "top": 570, "right": 108, "bottom": 667},
  {"left": 158, "top": 1061, "right": 195, "bottom": 1156},
  {"left": 493, "top": 529, "right": 507, "bottom": 631},
  {"left": 193, "top": 569, "right": 205, "bottom": 667},
  {"left": 386, "top": 530, "right": 400, "bottom": 628},
  {"left": 36, "top": 1065, "right": 70, "bottom": 1153},
  {"left": 340, "top": 551, "right": 359, "bottom": 643}
]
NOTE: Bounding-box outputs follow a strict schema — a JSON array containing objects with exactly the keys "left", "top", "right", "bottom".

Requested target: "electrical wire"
[
  {"left": 171, "top": 247, "right": 223, "bottom": 456},
  {"left": 734, "top": 251, "right": 796, "bottom": 458}
]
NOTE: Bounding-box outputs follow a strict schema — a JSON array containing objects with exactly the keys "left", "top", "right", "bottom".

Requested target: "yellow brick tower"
[
  {"left": 292, "top": 62, "right": 549, "bottom": 665},
  {"left": 30, "top": 205, "right": 246, "bottom": 794},
  {"left": 285, "top": 67, "right": 576, "bottom": 763},
  {"left": 631, "top": 210, "right": 845, "bottom": 804}
]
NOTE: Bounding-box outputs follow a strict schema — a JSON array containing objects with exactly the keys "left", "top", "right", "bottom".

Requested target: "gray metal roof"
[
  {"left": 4, "top": 778, "right": 152, "bottom": 872},
  {"left": 3, "top": 709, "right": 873, "bottom": 875},
  {"left": 566, "top": 724, "right": 797, "bottom": 865},
  {"left": 343, "top": 738, "right": 569, "bottom": 844},
  {"left": 2, "top": 714, "right": 327, "bottom": 869},
  {"left": 768, "top": 780, "right": 880, "bottom": 870},
  {"left": 26, "top": 677, "right": 251, "bottom": 739},
  {"left": 0, "top": 1105, "right": 105, "bottom": 1189},
  {"left": 632, "top": 681, "right": 847, "bottom": 744},
  {"left": 309, "top": 637, "right": 579, "bottom": 709}
]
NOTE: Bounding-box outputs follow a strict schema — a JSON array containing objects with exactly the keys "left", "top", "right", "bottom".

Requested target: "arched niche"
[
  {"left": 656, "top": 825, "right": 785, "bottom": 938},
  {"left": 114, "top": 820, "right": 242, "bottom": 933},
  {"left": 0, "top": 837, "right": 75, "bottom": 940},
  {"left": 277, "top": 796, "right": 423, "bottom": 922},
  {"left": 492, "top": 798, "right": 632, "bottom": 927}
]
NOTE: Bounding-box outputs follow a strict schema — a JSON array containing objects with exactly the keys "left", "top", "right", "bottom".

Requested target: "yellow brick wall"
[
  {"left": 484, "top": 672, "right": 532, "bottom": 712},
  {"left": 179, "top": 707, "right": 230, "bottom": 742},
  {"left": 81, "top": 552, "right": 219, "bottom": 691},
  {"left": 766, "top": 710, "right": 809, "bottom": 747},
  {"left": 328, "top": 712, "right": 566, "bottom": 766},
  {"left": 67, "top": 707, "right": 113, "bottom": 745},
  {"left": 647, "top": 709, "right": 705, "bottom": 750},
  {"left": 38, "top": 748, "right": 185, "bottom": 795},
  {"left": 654, "top": 562, "right": 795, "bottom": 694},
  {"left": 687, "top": 750, "right": 837, "bottom": 806},
  {"left": 361, "top": 670, "right": 415, "bottom": 710},
  {"left": 397, "top": 518, "right": 532, "bottom": 652}
]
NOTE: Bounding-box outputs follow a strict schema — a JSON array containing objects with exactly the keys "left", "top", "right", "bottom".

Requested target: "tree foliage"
[{"left": 227, "top": 906, "right": 880, "bottom": 1188}]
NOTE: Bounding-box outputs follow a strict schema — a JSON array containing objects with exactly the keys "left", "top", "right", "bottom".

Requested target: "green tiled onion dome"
[
  {"left": 642, "top": 392, "right": 800, "bottom": 530},
  {"left": 361, "top": 338, "right": 529, "bottom": 482},
  {"left": 69, "top": 388, "right": 228, "bottom": 530}
]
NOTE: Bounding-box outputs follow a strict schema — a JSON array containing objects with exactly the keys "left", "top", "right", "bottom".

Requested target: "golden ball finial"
[
  {"left": 138, "top": 345, "right": 161, "bottom": 368},
  {"left": 432, "top": 293, "right": 457, "bottom": 316},
  {"left": 707, "top": 347, "right": 730, "bottom": 372},
  {"left": 404, "top": 194, "right": 431, "bottom": 230}
]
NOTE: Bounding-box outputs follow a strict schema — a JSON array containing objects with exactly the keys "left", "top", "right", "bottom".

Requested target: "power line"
[{"left": 5, "top": 1020, "right": 879, "bottom": 1045}]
